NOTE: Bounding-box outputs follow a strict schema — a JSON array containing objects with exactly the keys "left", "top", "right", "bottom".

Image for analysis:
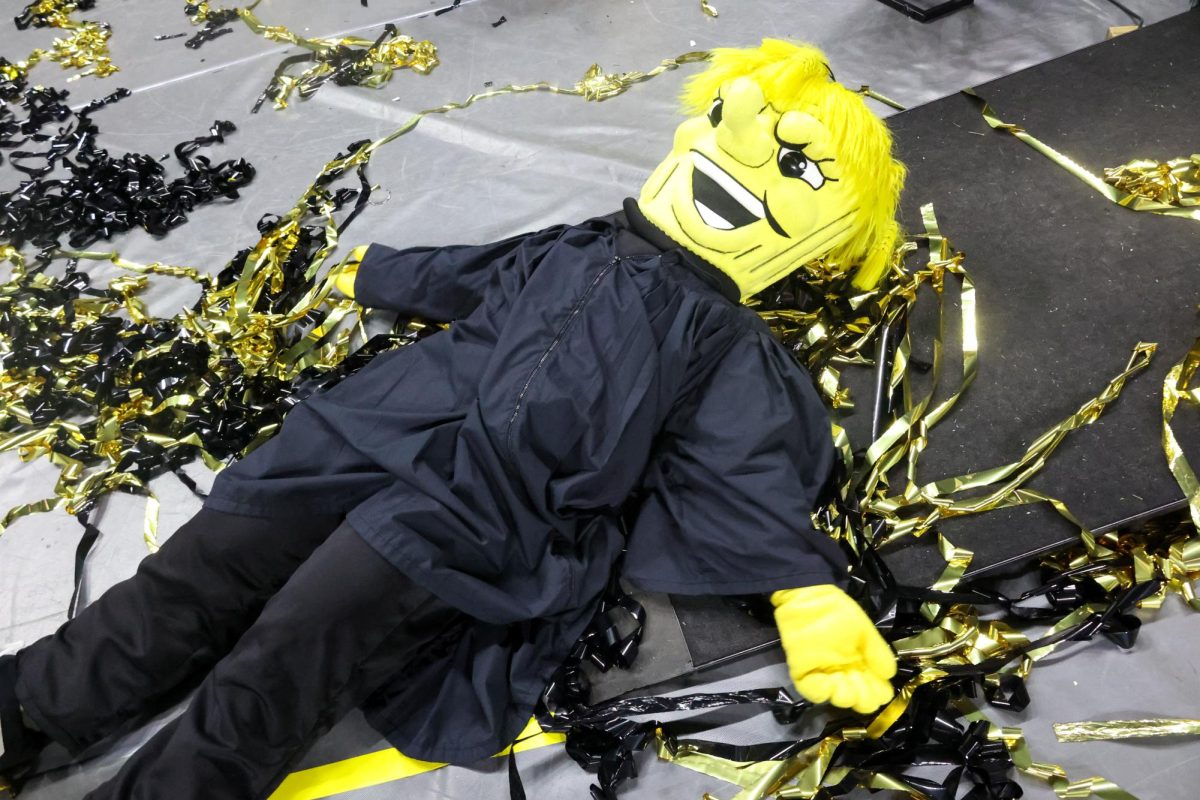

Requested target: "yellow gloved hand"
[
  {"left": 771, "top": 584, "right": 896, "bottom": 714},
  {"left": 333, "top": 245, "right": 369, "bottom": 299}
]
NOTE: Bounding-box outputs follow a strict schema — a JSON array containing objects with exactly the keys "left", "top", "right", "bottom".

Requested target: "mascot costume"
[{"left": 0, "top": 40, "right": 905, "bottom": 799}]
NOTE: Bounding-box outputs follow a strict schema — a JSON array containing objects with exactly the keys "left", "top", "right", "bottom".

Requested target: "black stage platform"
[{"left": 669, "top": 10, "right": 1200, "bottom": 671}]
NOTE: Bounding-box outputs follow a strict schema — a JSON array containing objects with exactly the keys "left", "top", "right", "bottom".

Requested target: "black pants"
[{"left": 12, "top": 508, "right": 461, "bottom": 800}]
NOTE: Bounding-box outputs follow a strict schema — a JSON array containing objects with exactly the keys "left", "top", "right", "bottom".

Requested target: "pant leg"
[
  {"left": 14, "top": 506, "right": 342, "bottom": 754},
  {"left": 85, "top": 523, "right": 461, "bottom": 800}
]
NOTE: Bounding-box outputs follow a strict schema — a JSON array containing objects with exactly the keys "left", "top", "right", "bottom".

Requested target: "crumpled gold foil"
[
  {"left": 19, "top": 0, "right": 89, "bottom": 28},
  {"left": 1104, "top": 155, "right": 1200, "bottom": 207},
  {"left": 28, "top": 23, "right": 117, "bottom": 79},
  {"left": 183, "top": 1, "right": 221, "bottom": 24},
  {"left": 13, "top": 0, "right": 118, "bottom": 80}
]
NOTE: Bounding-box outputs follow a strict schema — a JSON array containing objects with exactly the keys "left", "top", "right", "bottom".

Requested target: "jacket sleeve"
[
  {"left": 620, "top": 332, "right": 847, "bottom": 596},
  {"left": 354, "top": 225, "right": 568, "bottom": 322}
]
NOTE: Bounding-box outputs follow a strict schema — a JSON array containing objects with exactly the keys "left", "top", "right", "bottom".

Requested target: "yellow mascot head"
[{"left": 638, "top": 39, "right": 905, "bottom": 299}]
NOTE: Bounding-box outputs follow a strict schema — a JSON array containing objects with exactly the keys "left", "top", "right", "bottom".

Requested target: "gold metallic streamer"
[
  {"left": 670, "top": 203, "right": 1194, "bottom": 799},
  {"left": 872, "top": 342, "right": 1154, "bottom": 547},
  {"left": 1055, "top": 718, "right": 1200, "bottom": 742},
  {"left": 857, "top": 85, "right": 906, "bottom": 111},
  {"left": 794, "top": 205, "right": 1157, "bottom": 555},
  {"left": 1162, "top": 338, "right": 1200, "bottom": 530},
  {"left": 185, "top": 1, "right": 436, "bottom": 110},
  {"left": 969, "top": 89, "right": 1200, "bottom": 222},
  {"left": 0, "top": 50, "right": 713, "bottom": 544},
  {"left": 956, "top": 703, "right": 1140, "bottom": 800},
  {"left": 656, "top": 213, "right": 1163, "bottom": 798},
  {"left": 700, "top": 0, "right": 720, "bottom": 17},
  {"left": 640, "top": 88, "right": 1200, "bottom": 800},
  {"left": 237, "top": 5, "right": 438, "bottom": 109},
  {"left": 670, "top": 693, "right": 1136, "bottom": 800},
  {"left": 7, "top": 40, "right": 1195, "bottom": 800}
]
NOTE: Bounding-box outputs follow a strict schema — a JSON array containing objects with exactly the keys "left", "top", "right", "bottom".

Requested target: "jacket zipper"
[{"left": 503, "top": 256, "right": 621, "bottom": 463}]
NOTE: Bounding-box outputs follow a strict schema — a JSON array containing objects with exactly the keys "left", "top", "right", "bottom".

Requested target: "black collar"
[{"left": 621, "top": 198, "right": 741, "bottom": 304}]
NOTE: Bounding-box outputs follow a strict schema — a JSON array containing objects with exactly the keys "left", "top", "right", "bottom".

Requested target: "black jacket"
[{"left": 206, "top": 199, "right": 844, "bottom": 763}]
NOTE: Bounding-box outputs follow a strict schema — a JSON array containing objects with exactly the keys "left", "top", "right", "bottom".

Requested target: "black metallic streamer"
[
  {"left": 0, "top": 85, "right": 253, "bottom": 257},
  {"left": 3, "top": 39, "right": 1191, "bottom": 799}
]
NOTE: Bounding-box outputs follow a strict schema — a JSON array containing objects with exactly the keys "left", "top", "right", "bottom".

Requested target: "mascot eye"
[
  {"left": 777, "top": 146, "right": 828, "bottom": 190},
  {"left": 707, "top": 97, "right": 723, "bottom": 127}
]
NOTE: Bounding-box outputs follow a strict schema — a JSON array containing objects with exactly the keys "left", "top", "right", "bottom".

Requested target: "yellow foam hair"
[{"left": 681, "top": 40, "right": 905, "bottom": 289}]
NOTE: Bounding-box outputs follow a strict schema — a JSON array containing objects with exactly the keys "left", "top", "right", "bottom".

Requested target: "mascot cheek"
[
  {"left": 770, "top": 180, "right": 860, "bottom": 241},
  {"left": 671, "top": 115, "right": 710, "bottom": 152}
]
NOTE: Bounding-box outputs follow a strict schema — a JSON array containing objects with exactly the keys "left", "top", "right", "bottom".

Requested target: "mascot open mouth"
[{"left": 690, "top": 151, "right": 765, "bottom": 230}]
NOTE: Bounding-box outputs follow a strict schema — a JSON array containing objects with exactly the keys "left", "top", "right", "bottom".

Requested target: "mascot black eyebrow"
[{"left": 0, "top": 39, "right": 906, "bottom": 799}]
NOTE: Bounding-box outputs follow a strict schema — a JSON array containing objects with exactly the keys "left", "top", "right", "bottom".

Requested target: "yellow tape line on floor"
[{"left": 268, "top": 719, "right": 565, "bottom": 800}]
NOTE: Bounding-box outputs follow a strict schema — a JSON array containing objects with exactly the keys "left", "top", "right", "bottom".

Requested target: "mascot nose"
[{"left": 716, "top": 77, "right": 774, "bottom": 167}]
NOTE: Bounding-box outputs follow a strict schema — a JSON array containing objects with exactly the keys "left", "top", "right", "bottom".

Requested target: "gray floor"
[{"left": 2, "top": 0, "right": 1198, "bottom": 797}]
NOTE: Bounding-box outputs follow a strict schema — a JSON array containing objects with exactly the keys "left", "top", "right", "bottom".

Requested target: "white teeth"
[
  {"left": 694, "top": 200, "right": 734, "bottom": 230},
  {"left": 691, "top": 151, "right": 765, "bottom": 220}
]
